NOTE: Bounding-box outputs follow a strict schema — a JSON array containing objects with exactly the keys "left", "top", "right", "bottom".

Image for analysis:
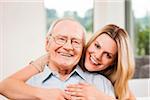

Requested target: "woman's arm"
[
  {"left": 0, "top": 64, "right": 40, "bottom": 99},
  {"left": 0, "top": 54, "right": 48, "bottom": 99},
  {"left": 65, "top": 83, "right": 116, "bottom": 100}
]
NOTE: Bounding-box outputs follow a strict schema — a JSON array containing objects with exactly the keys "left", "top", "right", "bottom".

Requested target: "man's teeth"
[
  {"left": 90, "top": 56, "right": 99, "bottom": 65},
  {"left": 59, "top": 52, "right": 72, "bottom": 57}
]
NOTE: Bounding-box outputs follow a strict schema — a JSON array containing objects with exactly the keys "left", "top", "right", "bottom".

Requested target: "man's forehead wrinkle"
[
  {"left": 52, "top": 21, "right": 83, "bottom": 38},
  {"left": 53, "top": 20, "right": 82, "bottom": 30}
]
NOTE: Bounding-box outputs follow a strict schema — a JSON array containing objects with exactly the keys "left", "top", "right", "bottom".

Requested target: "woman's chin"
[{"left": 86, "top": 66, "right": 96, "bottom": 71}]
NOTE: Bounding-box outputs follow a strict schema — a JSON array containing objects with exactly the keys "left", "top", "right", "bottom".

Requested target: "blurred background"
[{"left": 0, "top": 0, "right": 149, "bottom": 99}]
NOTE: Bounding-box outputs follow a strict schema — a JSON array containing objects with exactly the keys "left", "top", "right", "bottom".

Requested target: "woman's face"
[{"left": 84, "top": 33, "right": 118, "bottom": 72}]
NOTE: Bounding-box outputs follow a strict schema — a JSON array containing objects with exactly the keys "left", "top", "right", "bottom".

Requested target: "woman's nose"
[{"left": 95, "top": 50, "right": 103, "bottom": 61}]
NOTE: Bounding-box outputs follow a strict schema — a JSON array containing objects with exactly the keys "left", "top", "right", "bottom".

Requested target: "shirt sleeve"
[
  {"left": 26, "top": 74, "right": 43, "bottom": 87},
  {"left": 26, "top": 76, "right": 36, "bottom": 86},
  {"left": 103, "top": 76, "right": 115, "bottom": 97}
]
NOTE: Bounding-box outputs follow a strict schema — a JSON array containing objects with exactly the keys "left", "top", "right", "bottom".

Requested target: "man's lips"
[{"left": 58, "top": 52, "right": 73, "bottom": 57}]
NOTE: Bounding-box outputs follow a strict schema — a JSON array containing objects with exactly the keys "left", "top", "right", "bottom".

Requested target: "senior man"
[{"left": 0, "top": 18, "right": 114, "bottom": 100}]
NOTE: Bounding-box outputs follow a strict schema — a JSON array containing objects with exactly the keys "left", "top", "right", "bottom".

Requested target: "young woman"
[
  {"left": 0, "top": 24, "right": 135, "bottom": 100},
  {"left": 65, "top": 24, "right": 135, "bottom": 100}
]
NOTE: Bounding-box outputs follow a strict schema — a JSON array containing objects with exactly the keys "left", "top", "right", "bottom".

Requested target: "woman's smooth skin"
[
  {"left": 85, "top": 33, "right": 117, "bottom": 71},
  {"left": 0, "top": 24, "right": 135, "bottom": 100}
]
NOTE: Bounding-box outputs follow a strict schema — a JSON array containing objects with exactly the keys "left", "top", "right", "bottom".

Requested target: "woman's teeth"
[{"left": 90, "top": 56, "right": 99, "bottom": 65}]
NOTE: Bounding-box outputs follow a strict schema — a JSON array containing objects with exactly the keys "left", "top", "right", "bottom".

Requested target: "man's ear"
[{"left": 45, "top": 36, "right": 50, "bottom": 52}]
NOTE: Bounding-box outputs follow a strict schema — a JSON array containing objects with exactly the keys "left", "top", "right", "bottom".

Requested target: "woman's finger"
[
  {"left": 67, "top": 84, "right": 84, "bottom": 89},
  {"left": 65, "top": 87, "right": 82, "bottom": 92},
  {"left": 62, "top": 92, "right": 71, "bottom": 100},
  {"left": 71, "top": 96, "right": 86, "bottom": 100},
  {"left": 79, "top": 82, "right": 90, "bottom": 86},
  {"left": 65, "top": 89, "right": 84, "bottom": 97}
]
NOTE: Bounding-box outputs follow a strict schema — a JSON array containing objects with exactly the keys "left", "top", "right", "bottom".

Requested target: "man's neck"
[
  {"left": 48, "top": 63, "right": 75, "bottom": 81},
  {"left": 57, "top": 68, "right": 72, "bottom": 80}
]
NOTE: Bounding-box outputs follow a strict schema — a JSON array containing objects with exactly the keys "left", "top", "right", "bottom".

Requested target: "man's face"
[{"left": 46, "top": 20, "right": 84, "bottom": 70}]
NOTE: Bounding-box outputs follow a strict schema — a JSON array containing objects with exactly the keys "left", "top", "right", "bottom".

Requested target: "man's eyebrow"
[
  {"left": 72, "top": 37, "right": 82, "bottom": 41},
  {"left": 55, "top": 35, "right": 66, "bottom": 38}
]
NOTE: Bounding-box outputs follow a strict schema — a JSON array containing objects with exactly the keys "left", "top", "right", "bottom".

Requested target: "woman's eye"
[
  {"left": 95, "top": 43, "right": 100, "bottom": 49},
  {"left": 106, "top": 53, "right": 112, "bottom": 59}
]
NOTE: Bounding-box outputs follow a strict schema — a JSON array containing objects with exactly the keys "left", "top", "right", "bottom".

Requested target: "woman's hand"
[
  {"left": 65, "top": 82, "right": 115, "bottom": 100},
  {"left": 37, "top": 88, "right": 71, "bottom": 100}
]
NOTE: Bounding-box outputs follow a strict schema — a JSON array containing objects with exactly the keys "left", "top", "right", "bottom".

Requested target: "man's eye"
[
  {"left": 58, "top": 37, "right": 66, "bottom": 41},
  {"left": 72, "top": 40, "right": 80, "bottom": 44},
  {"left": 95, "top": 43, "right": 100, "bottom": 49}
]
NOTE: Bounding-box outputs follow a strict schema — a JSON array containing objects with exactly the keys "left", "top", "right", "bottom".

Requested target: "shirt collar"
[
  {"left": 73, "top": 65, "right": 86, "bottom": 80},
  {"left": 40, "top": 64, "right": 87, "bottom": 83}
]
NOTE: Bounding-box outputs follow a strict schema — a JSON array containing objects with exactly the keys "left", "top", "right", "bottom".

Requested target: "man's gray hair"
[{"left": 46, "top": 17, "right": 86, "bottom": 46}]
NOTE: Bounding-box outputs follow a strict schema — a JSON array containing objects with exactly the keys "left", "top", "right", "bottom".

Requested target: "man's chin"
[
  {"left": 60, "top": 63, "right": 73, "bottom": 68},
  {"left": 59, "top": 62, "right": 76, "bottom": 69}
]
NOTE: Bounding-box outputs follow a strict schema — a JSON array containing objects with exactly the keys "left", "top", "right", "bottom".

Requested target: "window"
[
  {"left": 127, "top": 0, "right": 150, "bottom": 78},
  {"left": 44, "top": 0, "right": 93, "bottom": 35},
  {"left": 132, "top": 0, "right": 150, "bottom": 56}
]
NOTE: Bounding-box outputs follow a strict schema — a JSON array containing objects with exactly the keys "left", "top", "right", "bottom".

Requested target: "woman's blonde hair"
[{"left": 80, "top": 24, "right": 135, "bottom": 99}]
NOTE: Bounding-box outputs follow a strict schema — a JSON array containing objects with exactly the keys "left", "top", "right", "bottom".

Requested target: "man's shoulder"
[
  {"left": 26, "top": 66, "right": 51, "bottom": 86},
  {"left": 84, "top": 71, "right": 115, "bottom": 96},
  {"left": 84, "top": 71, "right": 110, "bottom": 82},
  {"left": 26, "top": 72, "right": 45, "bottom": 86}
]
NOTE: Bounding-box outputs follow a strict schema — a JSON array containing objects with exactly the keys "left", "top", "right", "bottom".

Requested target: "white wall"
[
  {"left": 129, "top": 78, "right": 150, "bottom": 99},
  {"left": 94, "top": 0, "right": 125, "bottom": 32},
  {"left": 0, "top": 1, "right": 3, "bottom": 81},
  {"left": 0, "top": 0, "right": 46, "bottom": 80}
]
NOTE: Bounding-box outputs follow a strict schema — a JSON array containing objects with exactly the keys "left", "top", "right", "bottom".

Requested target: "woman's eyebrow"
[{"left": 96, "top": 40, "right": 114, "bottom": 56}]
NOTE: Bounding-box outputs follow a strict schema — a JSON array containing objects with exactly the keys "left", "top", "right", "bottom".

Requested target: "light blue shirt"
[{"left": 27, "top": 65, "right": 115, "bottom": 96}]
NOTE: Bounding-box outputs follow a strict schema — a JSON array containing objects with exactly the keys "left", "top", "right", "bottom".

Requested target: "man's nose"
[{"left": 63, "top": 39, "right": 73, "bottom": 50}]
